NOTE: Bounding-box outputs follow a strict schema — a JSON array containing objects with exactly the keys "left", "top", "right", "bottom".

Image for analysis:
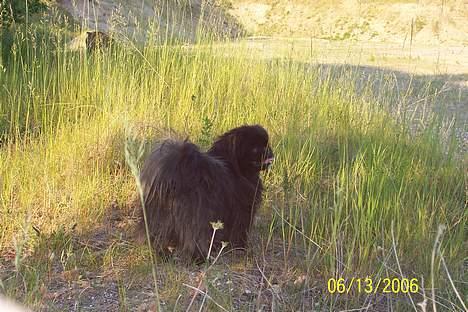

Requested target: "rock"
[{"left": 86, "top": 31, "right": 112, "bottom": 52}]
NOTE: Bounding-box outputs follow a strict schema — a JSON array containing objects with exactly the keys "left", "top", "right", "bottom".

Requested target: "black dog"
[{"left": 137, "top": 125, "right": 274, "bottom": 261}]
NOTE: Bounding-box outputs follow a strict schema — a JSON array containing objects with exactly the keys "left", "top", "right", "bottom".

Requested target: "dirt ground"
[{"left": 0, "top": 205, "right": 409, "bottom": 311}]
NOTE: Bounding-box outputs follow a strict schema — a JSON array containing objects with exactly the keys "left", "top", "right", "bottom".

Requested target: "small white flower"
[{"left": 210, "top": 220, "right": 224, "bottom": 230}]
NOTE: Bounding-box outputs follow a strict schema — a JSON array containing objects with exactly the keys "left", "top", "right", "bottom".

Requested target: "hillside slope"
[
  {"left": 57, "top": 0, "right": 243, "bottom": 43},
  {"left": 227, "top": 0, "right": 468, "bottom": 44}
]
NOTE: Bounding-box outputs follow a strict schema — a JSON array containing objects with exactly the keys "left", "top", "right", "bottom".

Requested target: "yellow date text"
[{"left": 327, "top": 277, "right": 419, "bottom": 294}]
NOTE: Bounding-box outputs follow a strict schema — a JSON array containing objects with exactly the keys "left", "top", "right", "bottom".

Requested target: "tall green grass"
[{"left": 0, "top": 18, "right": 466, "bottom": 310}]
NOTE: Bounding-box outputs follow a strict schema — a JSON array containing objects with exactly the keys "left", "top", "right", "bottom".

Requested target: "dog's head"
[{"left": 210, "top": 125, "right": 274, "bottom": 174}]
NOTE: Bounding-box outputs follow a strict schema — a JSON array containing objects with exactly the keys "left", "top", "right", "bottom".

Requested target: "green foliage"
[
  {"left": 200, "top": 115, "right": 214, "bottom": 147},
  {"left": 1, "top": 0, "right": 46, "bottom": 65},
  {"left": 1, "top": 0, "right": 46, "bottom": 26}
]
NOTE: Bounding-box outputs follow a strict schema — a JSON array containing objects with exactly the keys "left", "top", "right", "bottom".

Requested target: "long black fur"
[{"left": 137, "top": 125, "right": 274, "bottom": 261}]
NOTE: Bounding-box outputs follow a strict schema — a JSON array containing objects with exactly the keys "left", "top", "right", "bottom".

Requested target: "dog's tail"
[{"left": 136, "top": 139, "right": 229, "bottom": 253}]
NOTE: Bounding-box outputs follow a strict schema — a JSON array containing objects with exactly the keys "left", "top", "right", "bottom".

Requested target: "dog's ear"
[
  {"left": 227, "top": 133, "right": 237, "bottom": 154},
  {"left": 209, "top": 132, "right": 243, "bottom": 173},
  {"left": 224, "top": 133, "right": 242, "bottom": 173}
]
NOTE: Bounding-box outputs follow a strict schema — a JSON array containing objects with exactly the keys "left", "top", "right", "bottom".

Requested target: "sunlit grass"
[{"left": 0, "top": 19, "right": 466, "bottom": 310}]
